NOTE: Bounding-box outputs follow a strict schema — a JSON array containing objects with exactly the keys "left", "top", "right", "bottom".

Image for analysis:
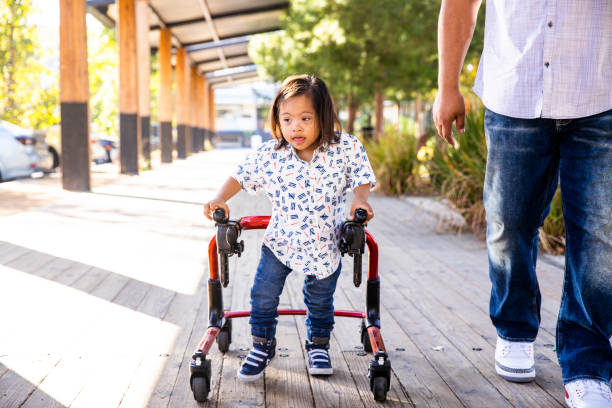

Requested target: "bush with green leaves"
[
  {"left": 426, "top": 102, "right": 565, "bottom": 253},
  {"left": 362, "top": 126, "right": 428, "bottom": 196}
]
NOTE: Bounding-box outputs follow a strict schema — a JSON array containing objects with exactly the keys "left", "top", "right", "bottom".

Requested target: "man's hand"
[
  {"left": 349, "top": 200, "right": 374, "bottom": 222},
  {"left": 432, "top": 88, "right": 466, "bottom": 147},
  {"left": 203, "top": 198, "right": 229, "bottom": 221}
]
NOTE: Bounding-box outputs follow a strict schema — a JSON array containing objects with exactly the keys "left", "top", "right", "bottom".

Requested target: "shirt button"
[
  {"left": 544, "top": 62, "right": 550, "bottom": 68},
  {"left": 548, "top": 21, "right": 553, "bottom": 27}
]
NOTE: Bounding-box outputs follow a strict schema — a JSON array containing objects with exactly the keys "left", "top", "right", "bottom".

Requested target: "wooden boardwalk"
[{"left": 0, "top": 149, "right": 567, "bottom": 407}]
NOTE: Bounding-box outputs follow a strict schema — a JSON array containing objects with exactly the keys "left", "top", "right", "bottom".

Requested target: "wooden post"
[
  {"left": 176, "top": 48, "right": 188, "bottom": 159},
  {"left": 136, "top": 0, "right": 151, "bottom": 168},
  {"left": 190, "top": 66, "right": 198, "bottom": 153},
  {"left": 59, "top": 0, "right": 90, "bottom": 191},
  {"left": 159, "top": 28, "right": 173, "bottom": 163},
  {"left": 202, "top": 76, "right": 210, "bottom": 149},
  {"left": 197, "top": 75, "right": 205, "bottom": 151},
  {"left": 118, "top": 0, "right": 139, "bottom": 174},
  {"left": 209, "top": 86, "right": 215, "bottom": 143}
]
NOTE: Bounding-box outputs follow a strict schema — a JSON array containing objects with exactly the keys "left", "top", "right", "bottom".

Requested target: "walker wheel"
[
  {"left": 217, "top": 319, "right": 232, "bottom": 353},
  {"left": 191, "top": 376, "right": 210, "bottom": 402},
  {"left": 372, "top": 376, "right": 388, "bottom": 402},
  {"left": 360, "top": 321, "right": 373, "bottom": 353}
]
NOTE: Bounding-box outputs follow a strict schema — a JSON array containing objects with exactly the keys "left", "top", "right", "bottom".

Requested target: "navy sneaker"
[
  {"left": 237, "top": 338, "right": 276, "bottom": 381},
  {"left": 305, "top": 339, "right": 333, "bottom": 375}
]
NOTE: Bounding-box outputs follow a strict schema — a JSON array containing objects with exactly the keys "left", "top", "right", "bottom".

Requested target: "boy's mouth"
[{"left": 291, "top": 137, "right": 306, "bottom": 145}]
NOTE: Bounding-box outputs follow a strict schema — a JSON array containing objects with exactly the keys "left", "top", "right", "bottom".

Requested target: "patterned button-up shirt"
[
  {"left": 473, "top": 0, "right": 611, "bottom": 119},
  {"left": 232, "top": 133, "right": 376, "bottom": 279}
]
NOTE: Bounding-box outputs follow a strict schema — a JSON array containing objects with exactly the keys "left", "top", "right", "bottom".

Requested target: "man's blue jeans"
[
  {"left": 483, "top": 108, "right": 612, "bottom": 384},
  {"left": 249, "top": 245, "right": 341, "bottom": 341}
]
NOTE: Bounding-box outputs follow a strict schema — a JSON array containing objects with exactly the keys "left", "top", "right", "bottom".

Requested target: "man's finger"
[
  {"left": 455, "top": 114, "right": 465, "bottom": 134},
  {"left": 440, "top": 121, "right": 456, "bottom": 147}
]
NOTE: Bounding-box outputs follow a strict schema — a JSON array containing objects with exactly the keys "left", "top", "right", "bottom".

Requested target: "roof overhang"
[{"left": 86, "top": 0, "right": 288, "bottom": 85}]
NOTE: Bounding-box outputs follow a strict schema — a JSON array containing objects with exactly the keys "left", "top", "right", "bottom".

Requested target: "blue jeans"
[
  {"left": 249, "top": 245, "right": 341, "bottom": 341},
  {"left": 483, "top": 108, "right": 612, "bottom": 384}
]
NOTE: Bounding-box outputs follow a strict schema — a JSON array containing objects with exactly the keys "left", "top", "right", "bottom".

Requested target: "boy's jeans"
[
  {"left": 483, "top": 108, "right": 612, "bottom": 384},
  {"left": 249, "top": 245, "right": 341, "bottom": 342}
]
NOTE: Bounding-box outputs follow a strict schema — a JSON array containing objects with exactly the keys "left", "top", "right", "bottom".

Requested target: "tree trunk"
[
  {"left": 375, "top": 88, "right": 384, "bottom": 139},
  {"left": 346, "top": 94, "right": 359, "bottom": 135}
]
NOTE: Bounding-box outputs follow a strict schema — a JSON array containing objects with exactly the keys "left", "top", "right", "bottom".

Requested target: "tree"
[
  {"left": 0, "top": 0, "right": 59, "bottom": 129},
  {"left": 250, "top": 0, "right": 484, "bottom": 137},
  {"left": 87, "top": 20, "right": 118, "bottom": 138}
]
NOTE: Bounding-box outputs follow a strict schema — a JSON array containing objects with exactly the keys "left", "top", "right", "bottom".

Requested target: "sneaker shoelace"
[
  {"left": 499, "top": 342, "right": 533, "bottom": 358},
  {"left": 572, "top": 380, "right": 612, "bottom": 402}
]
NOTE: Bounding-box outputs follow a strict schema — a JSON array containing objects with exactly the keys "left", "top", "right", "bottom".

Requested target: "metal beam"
[
  {"left": 150, "top": 2, "right": 289, "bottom": 30},
  {"left": 186, "top": 35, "right": 250, "bottom": 53},
  {"left": 204, "top": 64, "right": 257, "bottom": 80},
  {"left": 196, "top": 0, "right": 229, "bottom": 81},
  {"left": 182, "top": 27, "right": 281, "bottom": 48},
  {"left": 195, "top": 52, "right": 249, "bottom": 65},
  {"left": 86, "top": 0, "right": 115, "bottom": 6}
]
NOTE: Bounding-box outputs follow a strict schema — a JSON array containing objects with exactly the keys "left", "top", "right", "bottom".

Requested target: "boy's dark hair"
[{"left": 269, "top": 74, "right": 341, "bottom": 150}]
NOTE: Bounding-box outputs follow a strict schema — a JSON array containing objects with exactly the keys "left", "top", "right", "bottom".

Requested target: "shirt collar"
[{"left": 279, "top": 141, "right": 327, "bottom": 163}]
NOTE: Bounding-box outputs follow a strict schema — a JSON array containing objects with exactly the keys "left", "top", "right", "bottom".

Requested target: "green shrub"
[
  {"left": 427, "top": 101, "right": 566, "bottom": 254},
  {"left": 428, "top": 103, "right": 488, "bottom": 235},
  {"left": 362, "top": 127, "right": 429, "bottom": 195},
  {"left": 539, "top": 186, "right": 565, "bottom": 255}
]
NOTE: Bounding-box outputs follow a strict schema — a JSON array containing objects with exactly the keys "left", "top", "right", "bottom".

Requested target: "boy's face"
[{"left": 279, "top": 94, "right": 320, "bottom": 161}]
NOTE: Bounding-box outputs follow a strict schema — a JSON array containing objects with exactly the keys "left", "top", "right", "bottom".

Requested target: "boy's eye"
[
  {"left": 282, "top": 118, "right": 290, "bottom": 123},
  {"left": 302, "top": 117, "right": 311, "bottom": 121}
]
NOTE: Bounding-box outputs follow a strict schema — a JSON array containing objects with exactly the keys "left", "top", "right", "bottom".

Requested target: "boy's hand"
[
  {"left": 203, "top": 198, "right": 229, "bottom": 221},
  {"left": 350, "top": 200, "right": 374, "bottom": 222}
]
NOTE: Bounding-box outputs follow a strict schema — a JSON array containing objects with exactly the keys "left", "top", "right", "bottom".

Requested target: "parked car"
[
  {"left": 44, "top": 125, "right": 119, "bottom": 165},
  {"left": 0, "top": 121, "right": 58, "bottom": 180},
  {"left": 0, "top": 127, "right": 36, "bottom": 181}
]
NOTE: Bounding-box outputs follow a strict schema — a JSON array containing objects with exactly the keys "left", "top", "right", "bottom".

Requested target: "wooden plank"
[
  {"left": 335, "top": 272, "right": 462, "bottom": 408},
  {"left": 0, "top": 241, "right": 29, "bottom": 263},
  {"left": 381, "top": 245, "right": 562, "bottom": 407},
  {"left": 369, "top": 201, "right": 565, "bottom": 406},
  {"left": 264, "top": 291, "right": 314, "bottom": 408},
  {"left": 283, "top": 272, "right": 366, "bottom": 408},
  {"left": 325, "top": 276, "right": 413, "bottom": 407},
  {"left": 0, "top": 355, "right": 61, "bottom": 408},
  {"left": 214, "top": 228, "right": 267, "bottom": 408},
  {"left": 70, "top": 267, "right": 111, "bottom": 294}
]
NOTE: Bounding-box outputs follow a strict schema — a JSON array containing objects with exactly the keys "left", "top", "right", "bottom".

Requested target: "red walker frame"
[{"left": 189, "top": 215, "right": 392, "bottom": 402}]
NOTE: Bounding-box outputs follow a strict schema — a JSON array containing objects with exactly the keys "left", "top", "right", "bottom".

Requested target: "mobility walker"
[{"left": 189, "top": 208, "right": 392, "bottom": 402}]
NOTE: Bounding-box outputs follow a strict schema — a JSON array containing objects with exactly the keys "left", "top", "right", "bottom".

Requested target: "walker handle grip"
[{"left": 213, "top": 208, "right": 228, "bottom": 224}]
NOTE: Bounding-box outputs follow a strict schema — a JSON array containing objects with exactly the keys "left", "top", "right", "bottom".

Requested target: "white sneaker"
[
  {"left": 565, "top": 379, "right": 612, "bottom": 408},
  {"left": 494, "top": 336, "right": 535, "bottom": 382}
]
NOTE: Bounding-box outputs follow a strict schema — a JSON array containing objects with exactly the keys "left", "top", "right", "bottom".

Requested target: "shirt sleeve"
[
  {"left": 231, "top": 145, "right": 266, "bottom": 195},
  {"left": 344, "top": 134, "right": 377, "bottom": 190}
]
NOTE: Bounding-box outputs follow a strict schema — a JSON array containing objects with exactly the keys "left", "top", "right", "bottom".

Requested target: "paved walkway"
[{"left": 0, "top": 149, "right": 566, "bottom": 407}]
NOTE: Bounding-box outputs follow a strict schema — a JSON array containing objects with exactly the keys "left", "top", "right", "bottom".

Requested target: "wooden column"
[
  {"left": 202, "top": 76, "right": 210, "bottom": 150},
  {"left": 189, "top": 66, "right": 198, "bottom": 153},
  {"left": 176, "top": 48, "right": 189, "bottom": 159},
  {"left": 209, "top": 86, "right": 216, "bottom": 142},
  {"left": 118, "top": 0, "right": 139, "bottom": 174},
  {"left": 136, "top": 0, "right": 151, "bottom": 167},
  {"left": 196, "top": 75, "right": 205, "bottom": 151},
  {"left": 158, "top": 28, "right": 173, "bottom": 163},
  {"left": 59, "top": 0, "right": 90, "bottom": 191}
]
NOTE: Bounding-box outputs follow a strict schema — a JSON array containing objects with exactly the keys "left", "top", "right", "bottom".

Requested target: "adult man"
[{"left": 433, "top": 1, "right": 611, "bottom": 407}]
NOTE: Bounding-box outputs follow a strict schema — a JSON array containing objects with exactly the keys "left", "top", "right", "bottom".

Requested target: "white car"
[
  {"left": 0, "top": 121, "right": 56, "bottom": 175},
  {"left": 0, "top": 127, "right": 36, "bottom": 181}
]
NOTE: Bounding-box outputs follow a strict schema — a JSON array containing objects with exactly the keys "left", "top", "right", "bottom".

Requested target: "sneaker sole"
[
  {"left": 495, "top": 362, "right": 535, "bottom": 383},
  {"left": 309, "top": 367, "right": 333, "bottom": 376},
  {"left": 236, "top": 368, "right": 264, "bottom": 382}
]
